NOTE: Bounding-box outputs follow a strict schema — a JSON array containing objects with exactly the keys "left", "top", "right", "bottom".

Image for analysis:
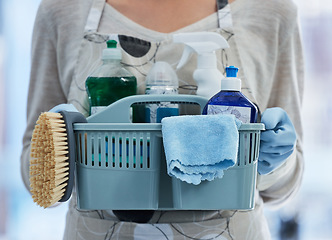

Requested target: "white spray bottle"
[{"left": 173, "top": 32, "right": 229, "bottom": 99}]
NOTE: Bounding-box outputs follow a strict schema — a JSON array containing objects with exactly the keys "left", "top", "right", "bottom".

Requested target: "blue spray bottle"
[{"left": 202, "top": 66, "right": 257, "bottom": 123}]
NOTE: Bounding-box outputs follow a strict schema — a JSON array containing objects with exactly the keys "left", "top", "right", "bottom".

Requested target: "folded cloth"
[{"left": 161, "top": 114, "right": 242, "bottom": 185}]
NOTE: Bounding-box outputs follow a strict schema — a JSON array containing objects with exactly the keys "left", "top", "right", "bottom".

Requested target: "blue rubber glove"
[
  {"left": 49, "top": 104, "right": 78, "bottom": 113},
  {"left": 258, "top": 107, "right": 297, "bottom": 175}
]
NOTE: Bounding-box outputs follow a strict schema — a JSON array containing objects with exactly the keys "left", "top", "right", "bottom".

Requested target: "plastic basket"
[{"left": 73, "top": 95, "right": 264, "bottom": 210}]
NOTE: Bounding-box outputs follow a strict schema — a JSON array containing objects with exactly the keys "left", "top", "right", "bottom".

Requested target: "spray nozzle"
[
  {"left": 173, "top": 32, "right": 229, "bottom": 69},
  {"left": 172, "top": 32, "right": 230, "bottom": 98}
]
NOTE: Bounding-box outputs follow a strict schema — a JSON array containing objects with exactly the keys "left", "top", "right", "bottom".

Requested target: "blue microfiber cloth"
[{"left": 161, "top": 114, "right": 242, "bottom": 185}]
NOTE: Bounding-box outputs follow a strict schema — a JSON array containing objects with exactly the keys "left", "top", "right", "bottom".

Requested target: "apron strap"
[
  {"left": 216, "top": 0, "right": 258, "bottom": 108},
  {"left": 84, "top": 0, "right": 106, "bottom": 33},
  {"left": 217, "top": 0, "right": 228, "bottom": 10},
  {"left": 216, "top": 0, "right": 233, "bottom": 30}
]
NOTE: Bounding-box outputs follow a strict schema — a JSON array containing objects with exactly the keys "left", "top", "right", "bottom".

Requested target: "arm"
[
  {"left": 257, "top": 16, "right": 304, "bottom": 207},
  {"left": 20, "top": 2, "right": 67, "bottom": 191}
]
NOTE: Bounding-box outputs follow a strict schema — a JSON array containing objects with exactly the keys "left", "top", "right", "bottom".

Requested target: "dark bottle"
[
  {"left": 202, "top": 66, "right": 257, "bottom": 123},
  {"left": 86, "top": 40, "right": 137, "bottom": 116}
]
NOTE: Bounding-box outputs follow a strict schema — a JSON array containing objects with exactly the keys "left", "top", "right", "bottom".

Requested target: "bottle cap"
[
  {"left": 102, "top": 40, "right": 122, "bottom": 60},
  {"left": 220, "top": 66, "right": 241, "bottom": 91},
  {"left": 146, "top": 61, "right": 178, "bottom": 87},
  {"left": 226, "top": 66, "right": 238, "bottom": 77}
]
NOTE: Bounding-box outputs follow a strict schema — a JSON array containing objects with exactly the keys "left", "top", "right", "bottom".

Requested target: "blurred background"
[{"left": 0, "top": 0, "right": 332, "bottom": 239}]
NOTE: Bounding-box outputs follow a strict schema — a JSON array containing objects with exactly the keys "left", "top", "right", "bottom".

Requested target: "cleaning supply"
[
  {"left": 202, "top": 66, "right": 258, "bottom": 123},
  {"left": 161, "top": 114, "right": 241, "bottom": 185},
  {"left": 258, "top": 107, "right": 297, "bottom": 174},
  {"left": 30, "top": 110, "right": 86, "bottom": 208},
  {"left": 29, "top": 96, "right": 264, "bottom": 211},
  {"left": 173, "top": 31, "right": 229, "bottom": 99},
  {"left": 145, "top": 61, "right": 179, "bottom": 123},
  {"left": 85, "top": 40, "right": 137, "bottom": 116}
]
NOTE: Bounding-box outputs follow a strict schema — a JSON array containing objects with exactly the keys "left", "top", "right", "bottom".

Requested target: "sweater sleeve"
[
  {"left": 257, "top": 15, "right": 305, "bottom": 207},
  {"left": 20, "top": 1, "right": 67, "bottom": 190}
]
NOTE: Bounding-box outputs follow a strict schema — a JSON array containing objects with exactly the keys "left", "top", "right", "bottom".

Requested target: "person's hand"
[
  {"left": 258, "top": 107, "right": 297, "bottom": 175},
  {"left": 49, "top": 104, "right": 78, "bottom": 113}
]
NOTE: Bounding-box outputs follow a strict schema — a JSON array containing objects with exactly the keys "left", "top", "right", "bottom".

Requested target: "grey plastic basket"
[{"left": 73, "top": 95, "right": 264, "bottom": 210}]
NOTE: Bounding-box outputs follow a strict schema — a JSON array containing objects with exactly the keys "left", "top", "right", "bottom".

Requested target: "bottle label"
[
  {"left": 208, "top": 105, "right": 252, "bottom": 164},
  {"left": 145, "top": 87, "right": 179, "bottom": 123},
  {"left": 207, "top": 105, "right": 251, "bottom": 123},
  {"left": 146, "top": 107, "right": 179, "bottom": 123}
]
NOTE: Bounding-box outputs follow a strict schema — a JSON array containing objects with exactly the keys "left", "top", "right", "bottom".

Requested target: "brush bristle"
[{"left": 29, "top": 112, "right": 69, "bottom": 208}]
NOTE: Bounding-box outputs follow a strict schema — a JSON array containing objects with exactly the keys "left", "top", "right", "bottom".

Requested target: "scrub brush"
[{"left": 29, "top": 110, "right": 86, "bottom": 208}]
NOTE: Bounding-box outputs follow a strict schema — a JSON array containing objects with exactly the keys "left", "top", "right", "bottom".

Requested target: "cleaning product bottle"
[
  {"left": 202, "top": 66, "right": 257, "bottom": 123},
  {"left": 145, "top": 61, "right": 179, "bottom": 123},
  {"left": 85, "top": 40, "right": 137, "bottom": 116},
  {"left": 173, "top": 31, "right": 229, "bottom": 99}
]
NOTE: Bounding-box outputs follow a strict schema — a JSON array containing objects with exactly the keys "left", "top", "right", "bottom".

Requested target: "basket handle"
[{"left": 87, "top": 94, "right": 209, "bottom": 123}]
